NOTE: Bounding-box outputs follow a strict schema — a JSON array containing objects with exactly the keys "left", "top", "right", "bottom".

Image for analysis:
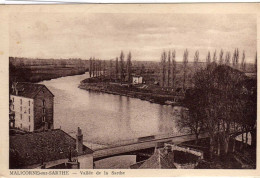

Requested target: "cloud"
[{"left": 9, "top": 13, "right": 256, "bottom": 62}]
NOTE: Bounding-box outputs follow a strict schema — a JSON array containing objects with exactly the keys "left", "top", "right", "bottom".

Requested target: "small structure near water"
[{"left": 132, "top": 76, "right": 143, "bottom": 84}]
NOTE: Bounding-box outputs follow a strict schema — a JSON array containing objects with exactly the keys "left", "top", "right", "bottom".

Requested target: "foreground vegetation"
[{"left": 182, "top": 137, "right": 256, "bottom": 169}]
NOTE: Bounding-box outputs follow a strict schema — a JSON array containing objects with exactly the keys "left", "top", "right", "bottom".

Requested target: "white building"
[
  {"left": 132, "top": 76, "right": 143, "bottom": 85},
  {"left": 10, "top": 82, "right": 54, "bottom": 132}
]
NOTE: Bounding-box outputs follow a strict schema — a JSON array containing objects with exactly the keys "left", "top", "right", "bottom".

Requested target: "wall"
[
  {"left": 78, "top": 154, "right": 93, "bottom": 169},
  {"left": 165, "top": 143, "right": 204, "bottom": 159},
  {"left": 33, "top": 87, "right": 54, "bottom": 130},
  {"left": 10, "top": 95, "right": 34, "bottom": 132},
  {"left": 23, "top": 154, "right": 93, "bottom": 169}
]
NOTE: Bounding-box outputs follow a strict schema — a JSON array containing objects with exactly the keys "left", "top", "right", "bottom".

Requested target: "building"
[
  {"left": 10, "top": 82, "right": 54, "bottom": 132},
  {"left": 132, "top": 76, "right": 143, "bottom": 84},
  {"left": 131, "top": 143, "right": 203, "bottom": 169},
  {"left": 9, "top": 128, "right": 94, "bottom": 169}
]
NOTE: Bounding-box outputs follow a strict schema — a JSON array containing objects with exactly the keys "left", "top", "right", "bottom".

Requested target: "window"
[
  {"left": 20, "top": 114, "right": 22, "bottom": 120},
  {"left": 42, "top": 100, "right": 45, "bottom": 106},
  {"left": 12, "top": 98, "right": 14, "bottom": 103},
  {"left": 28, "top": 101, "right": 30, "bottom": 106},
  {"left": 20, "top": 99, "right": 22, "bottom": 105},
  {"left": 20, "top": 106, "right": 22, "bottom": 112},
  {"left": 20, "top": 123, "right": 22, "bottom": 128},
  {"left": 42, "top": 116, "right": 45, "bottom": 122},
  {"left": 29, "top": 108, "right": 30, "bottom": 114},
  {"left": 29, "top": 116, "right": 30, "bottom": 122},
  {"left": 29, "top": 125, "right": 30, "bottom": 131},
  {"left": 43, "top": 108, "right": 45, "bottom": 114}
]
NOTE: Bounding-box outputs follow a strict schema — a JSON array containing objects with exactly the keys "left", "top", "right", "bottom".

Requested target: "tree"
[
  {"left": 243, "top": 78, "right": 257, "bottom": 148},
  {"left": 183, "top": 49, "right": 189, "bottom": 90},
  {"left": 178, "top": 89, "right": 204, "bottom": 144},
  {"left": 119, "top": 51, "right": 125, "bottom": 82},
  {"left": 235, "top": 48, "right": 239, "bottom": 68},
  {"left": 232, "top": 48, "right": 239, "bottom": 68},
  {"left": 240, "top": 51, "right": 246, "bottom": 71},
  {"left": 212, "top": 50, "right": 217, "bottom": 64},
  {"left": 103, "top": 60, "right": 106, "bottom": 76},
  {"left": 167, "top": 50, "right": 171, "bottom": 87},
  {"left": 99, "top": 60, "right": 102, "bottom": 76},
  {"left": 109, "top": 59, "right": 113, "bottom": 80},
  {"left": 171, "top": 50, "right": 176, "bottom": 88},
  {"left": 192, "top": 64, "right": 219, "bottom": 158},
  {"left": 160, "top": 51, "right": 167, "bottom": 87},
  {"left": 89, "top": 58, "right": 93, "bottom": 77},
  {"left": 99, "top": 59, "right": 101, "bottom": 77},
  {"left": 126, "top": 52, "right": 132, "bottom": 83},
  {"left": 219, "top": 49, "right": 224, "bottom": 65},
  {"left": 206, "top": 51, "right": 211, "bottom": 65},
  {"left": 140, "top": 64, "right": 145, "bottom": 75},
  {"left": 183, "top": 64, "right": 248, "bottom": 158},
  {"left": 93, "top": 58, "right": 96, "bottom": 77},
  {"left": 96, "top": 59, "right": 99, "bottom": 77},
  {"left": 194, "top": 50, "right": 199, "bottom": 72},
  {"left": 225, "top": 52, "right": 231, "bottom": 65},
  {"left": 97, "top": 59, "right": 100, "bottom": 77},
  {"left": 115, "top": 57, "right": 119, "bottom": 80}
]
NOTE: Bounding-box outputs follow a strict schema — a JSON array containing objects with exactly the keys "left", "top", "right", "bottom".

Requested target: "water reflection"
[{"left": 39, "top": 72, "right": 181, "bottom": 146}]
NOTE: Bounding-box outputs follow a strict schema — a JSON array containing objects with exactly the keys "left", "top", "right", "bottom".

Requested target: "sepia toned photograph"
[{"left": 6, "top": 4, "right": 257, "bottom": 172}]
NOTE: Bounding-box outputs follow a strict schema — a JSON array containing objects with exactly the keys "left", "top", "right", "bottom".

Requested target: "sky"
[{"left": 9, "top": 13, "right": 256, "bottom": 62}]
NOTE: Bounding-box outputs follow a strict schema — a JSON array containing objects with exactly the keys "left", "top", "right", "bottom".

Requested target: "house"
[
  {"left": 130, "top": 148, "right": 176, "bottom": 169},
  {"left": 10, "top": 82, "right": 54, "bottom": 132},
  {"left": 9, "top": 127, "right": 94, "bottom": 169},
  {"left": 131, "top": 143, "right": 203, "bottom": 169},
  {"left": 132, "top": 76, "right": 143, "bottom": 84}
]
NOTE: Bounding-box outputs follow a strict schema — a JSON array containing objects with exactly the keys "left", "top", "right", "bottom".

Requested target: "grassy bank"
[{"left": 10, "top": 63, "right": 87, "bottom": 83}]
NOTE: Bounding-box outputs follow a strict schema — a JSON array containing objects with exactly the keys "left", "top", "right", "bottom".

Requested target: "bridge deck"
[{"left": 93, "top": 133, "right": 209, "bottom": 159}]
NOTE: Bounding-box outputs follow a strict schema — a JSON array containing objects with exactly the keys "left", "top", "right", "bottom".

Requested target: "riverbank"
[{"left": 79, "top": 77, "right": 184, "bottom": 106}]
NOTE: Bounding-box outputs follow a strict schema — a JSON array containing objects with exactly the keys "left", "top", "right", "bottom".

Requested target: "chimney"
[{"left": 76, "top": 127, "right": 83, "bottom": 155}]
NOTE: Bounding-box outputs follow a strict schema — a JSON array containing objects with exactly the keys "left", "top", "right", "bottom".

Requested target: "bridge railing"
[{"left": 93, "top": 131, "right": 196, "bottom": 152}]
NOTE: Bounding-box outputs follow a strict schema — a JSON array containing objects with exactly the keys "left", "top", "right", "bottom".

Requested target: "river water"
[{"left": 39, "top": 72, "right": 182, "bottom": 150}]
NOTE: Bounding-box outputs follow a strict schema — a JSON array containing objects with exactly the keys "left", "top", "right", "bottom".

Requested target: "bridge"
[
  {"left": 92, "top": 129, "right": 250, "bottom": 162},
  {"left": 93, "top": 132, "right": 209, "bottom": 161}
]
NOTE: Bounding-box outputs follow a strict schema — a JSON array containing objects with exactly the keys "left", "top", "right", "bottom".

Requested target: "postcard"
[{"left": 0, "top": 3, "right": 259, "bottom": 177}]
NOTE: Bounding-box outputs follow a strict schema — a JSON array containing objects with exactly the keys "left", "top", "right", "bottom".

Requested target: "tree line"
[
  {"left": 160, "top": 49, "right": 255, "bottom": 91},
  {"left": 89, "top": 51, "right": 133, "bottom": 83}
]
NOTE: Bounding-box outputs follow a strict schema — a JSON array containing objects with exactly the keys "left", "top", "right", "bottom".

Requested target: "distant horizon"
[{"left": 9, "top": 56, "right": 256, "bottom": 65}]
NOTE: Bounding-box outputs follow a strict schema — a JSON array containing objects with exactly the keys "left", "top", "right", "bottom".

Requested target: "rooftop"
[
  {"left": 138, "top": 149, "right": 176, "bottom": 169},
  {"left": 10, "top": 82, "right": 54, "bottom": 99},
  {"left": 9, "top": 129, "right": 93, "bottom": 168}
]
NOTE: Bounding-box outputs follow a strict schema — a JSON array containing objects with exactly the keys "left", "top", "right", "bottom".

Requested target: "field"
[{"left": 9, "top": 57, "right": 89, "bottom": 84}]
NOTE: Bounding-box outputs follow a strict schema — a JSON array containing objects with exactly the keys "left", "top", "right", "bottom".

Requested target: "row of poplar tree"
[
  {"left": 160, "top": 48, "right": 254, "bottom": 89},
  {"left": 89, "top": 51, "right": 133, "bottom": 83}
]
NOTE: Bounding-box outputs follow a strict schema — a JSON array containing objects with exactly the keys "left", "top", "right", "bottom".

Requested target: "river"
[{"left": 39, "top": 72, "right": 183, "bottom": 168}]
